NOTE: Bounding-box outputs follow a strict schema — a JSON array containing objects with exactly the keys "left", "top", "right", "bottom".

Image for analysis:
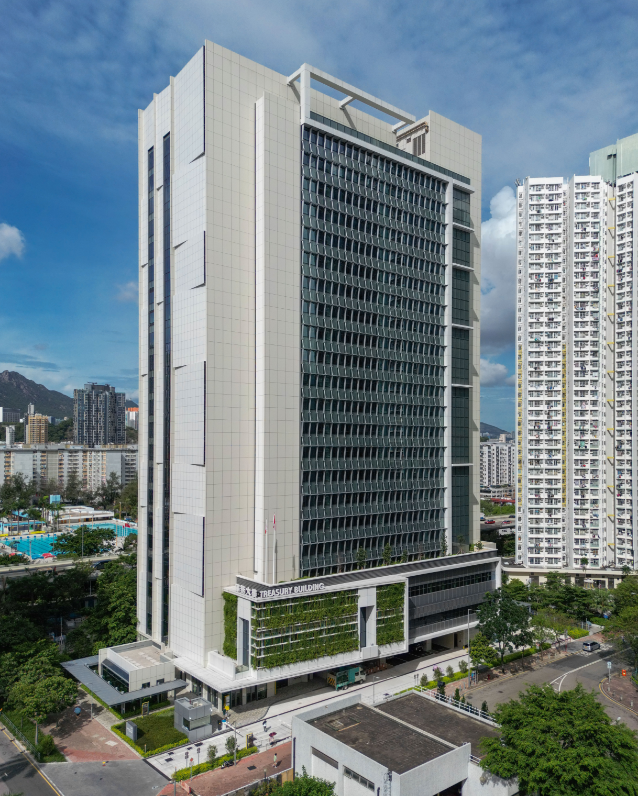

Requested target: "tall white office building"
[
  {"left": 516, "top": 132, "right": 638, "bottom": 579},
  {"left": 130, "top": 42, "right": 495, "bottom": 712}
]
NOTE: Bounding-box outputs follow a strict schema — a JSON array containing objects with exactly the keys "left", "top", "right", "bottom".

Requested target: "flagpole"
[{"left": 272, "top": 515, "right": 276, "bottom": 585}]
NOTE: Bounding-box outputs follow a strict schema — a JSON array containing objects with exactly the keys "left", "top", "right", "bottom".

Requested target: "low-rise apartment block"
[{"left": 0, "top": 445, "right": 138, "bottom": 492}]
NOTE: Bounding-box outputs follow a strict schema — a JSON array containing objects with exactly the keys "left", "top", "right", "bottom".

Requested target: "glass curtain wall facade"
[{"left": 300, "top": 125, "right": 448, "bottom": 576}]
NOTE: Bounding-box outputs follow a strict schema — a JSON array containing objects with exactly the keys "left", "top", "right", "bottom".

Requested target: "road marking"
[
  {"left": 550, "top": 652, "right": 620, "bottom": 692},
  {"left": 0, "top": 727, "right": 64, "bottom": 796}
]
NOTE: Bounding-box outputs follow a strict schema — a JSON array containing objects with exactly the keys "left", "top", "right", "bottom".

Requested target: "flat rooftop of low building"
[
  {"left": 377, "top": 694, "right": 499, "bottom": 759},
  {"left": 308, "top": 702, "right": 453, "bottom": 773},
  {"left": 115, "top": 645, "right": 162, "bottom": 669}
]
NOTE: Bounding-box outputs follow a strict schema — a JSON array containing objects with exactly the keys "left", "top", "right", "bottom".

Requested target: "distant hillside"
[
  {"left": 480, "top": 422, "right": 512, "bottom": 438},
  {"left": 0, "top": 371, "right": 74, "bottom": 418}
]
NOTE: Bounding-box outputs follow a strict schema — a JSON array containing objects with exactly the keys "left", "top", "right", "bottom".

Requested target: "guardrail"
[
  {"left": 415, "top": 687, "right": 497, "bottom": 725},
  {"left": 0, "top": 712, "right": 42, "bottom": 761}
]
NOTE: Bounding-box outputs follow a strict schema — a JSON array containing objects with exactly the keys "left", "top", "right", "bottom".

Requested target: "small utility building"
[{"left": 292, "top": 693, "right": 517, "bottom": 796}]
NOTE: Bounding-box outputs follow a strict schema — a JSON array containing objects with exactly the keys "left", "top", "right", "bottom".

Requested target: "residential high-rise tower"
[
  {"left": 73, "top": 383, "right": 125, "bottom": 447},
  {"left": 515, "top": 133, "right": 638, "bottom": 580}
]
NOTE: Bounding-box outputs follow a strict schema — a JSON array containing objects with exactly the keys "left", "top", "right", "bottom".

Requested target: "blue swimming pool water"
[{"left": 1, "top": 523, "right": 137, "bottom": 559}]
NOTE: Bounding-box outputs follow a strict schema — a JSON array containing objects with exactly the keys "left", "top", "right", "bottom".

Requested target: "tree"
[
  {"left": 63, "top": 471, "right": 82, "bottom": 505},
  {"left": 445, "top": 665, "right": 454, "bottom": 679},
  {"left": 420, "top": 673, "right": 429, "bottom": 687},
  {"left": 580, "top": 556, "right": 589, "bottom": 572},
  {"left": 502, "top": 536, "right": 516, "bottom": 557},
  {"left": 225, "top": 735, "right": 237, "bottom": 755},
  {"left": 11, "top": 674, "right": 76, "bottom": 744},
  {"left": 613, "top": 575, "right": 638, "bottom": 616},
  {"left": 622, "top": 565, "right": 633, "bottom": 578},
  {"left": 458, "top": 659, "right": 468, "bottom": 674},
  {"left": 120, "top": 476, "right": 138, "bottom": 520},
  {"left": 47, "top": 419, "right": 73, "bottom": 444},
  {"left": 52, "top": 526, "right": 115, "bottom": 559},
  {"left": 605, "top": 607, "right": 638, "bottom": 669},
  {"left": 83, "top": 558, "right": 137, "bottom": 651},
  {"left": 469, "top": 632, "right": 498, "bottom": 674},
  {"left": 0, "top": 473, "right": 35, "bottom": 516},
  {"left": 207, "top": 744, "right": 218, "bottom": 765},
  {"left": 267, "top": 768, "right": 335, "bottom": 796},
  {"left": 503, "top": 579, "right": 529, "bottom": 602},
  {"left": 480, "top": 684, "right": 638, "bottom": 796},
  {"left": 382, "top": 543, "right": 392, "bottom": 566},
  {"left": 591, "top": 588, "right": 614, "bottom": 618},
  {"left": 531, "top": 609, "right": 555, "bottom": 659},
  {"left": 439, "top": 534, "right": 448, "bottom": 557},
  {"left": 476, "top": 589, "right": 532, "bottom": 672},
  {"left": 356, "top": 547, "right": 368, "bottom": 570},
  {"left": 97, "top": 472, "right": 122, "bottom": 508}
]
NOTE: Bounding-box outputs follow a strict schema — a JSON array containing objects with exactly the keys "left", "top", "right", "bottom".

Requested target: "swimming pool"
[{"left": 1, "top": 523, "right": 137, "bottom": 559}]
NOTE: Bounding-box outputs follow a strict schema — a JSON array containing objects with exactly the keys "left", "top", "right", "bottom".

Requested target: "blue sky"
[{"left": 2, "top": 1, "right": 638, "bottom": 426}]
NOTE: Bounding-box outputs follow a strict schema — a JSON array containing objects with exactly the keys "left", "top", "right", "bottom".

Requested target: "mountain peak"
[{"left": 0, "top": 370, "right": 74, "bottom": 418}]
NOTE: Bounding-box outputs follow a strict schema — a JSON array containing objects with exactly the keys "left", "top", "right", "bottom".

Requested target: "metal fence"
[
  {"left": 0, "top": 712, "right": 42, "bottom": 761},
  {"left": 416, "top": 686, "right": 497, "bottom": 725}
]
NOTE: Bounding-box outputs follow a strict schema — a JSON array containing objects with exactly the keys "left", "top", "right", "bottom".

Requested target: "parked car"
[
  {"left": 509, "top": 514, "right": 516, "bottom": 518},
  {"left": 484, "top": 519, "right": 496, "bottom": 525},
  {"left": 501, "top": 520, "right": 513, "bottom": 526},
  {"left": 583, "top": 640, "right": 600, "bottom": 652}
]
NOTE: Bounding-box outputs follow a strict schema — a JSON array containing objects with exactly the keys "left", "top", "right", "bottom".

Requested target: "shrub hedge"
[{"left": 172, "top": 745, "right": 258, "bottom": 781}]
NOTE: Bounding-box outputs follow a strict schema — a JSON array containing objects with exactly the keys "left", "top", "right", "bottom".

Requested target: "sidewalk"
[
  {"left": 159, "top": 742, "right": 292, "bottom": 796},
  {"left": 600, "top": 671, "right": 638, "bottom": 713}
]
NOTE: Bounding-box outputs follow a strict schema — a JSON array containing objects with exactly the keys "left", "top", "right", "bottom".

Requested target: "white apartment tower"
[
  {"left": 480, "top": 440, "right": 515, "bottom": 487},
  {"left": 517, "top": 132, "right": 638, "bottom": 574},
  {"left": 136, "top": 43, "right": 491, "bottom": 706}
]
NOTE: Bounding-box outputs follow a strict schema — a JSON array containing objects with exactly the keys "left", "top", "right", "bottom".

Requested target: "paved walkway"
[
  {"left": 42, "top": 692, "right": 138, "bottom": 763},
  {"left": 159, "top": 742, "right": 292, "bottom": 796}
]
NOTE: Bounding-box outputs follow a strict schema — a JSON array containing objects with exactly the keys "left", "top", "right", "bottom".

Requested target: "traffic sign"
[
  {"left": 622, "top": 669, "right": 627, "bottom": 676},
  {"left": 607, "top": 661, "right": 612, "bottom": 669}
]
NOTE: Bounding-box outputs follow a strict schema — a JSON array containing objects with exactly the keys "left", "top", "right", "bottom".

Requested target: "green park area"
[{"left": 113, "top": 708, "right": 188, "bottom": 757}]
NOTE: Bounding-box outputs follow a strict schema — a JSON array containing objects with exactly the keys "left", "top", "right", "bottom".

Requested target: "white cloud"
[
  {"left": 480, "top": 186, "right": 517, "bottom": 357},
  {"left": 116, "top": 281, "right": 138, "bottom": 302},
  {"left": 0, "top": 223, "right": 25, "bottom": 262},
  {"left": 480, "top": 358, "right": 515, "bottom": 388}
]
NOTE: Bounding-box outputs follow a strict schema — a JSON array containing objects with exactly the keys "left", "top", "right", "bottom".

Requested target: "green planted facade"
[
  {"left": 376, "top": 583, "right": 405, "bottom": 645},
  {"left": 223, "top": 593, "right": 238, "bottom": 658},
  {"left": 251, "top": 590, "right": 359, "bottom": 669}
]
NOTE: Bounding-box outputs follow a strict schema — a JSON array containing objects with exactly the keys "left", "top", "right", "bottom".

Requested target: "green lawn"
[
  {"left": 114, "top": 708, "right": 187, "bottom": 754},
  {"left": 1, "top": 708, "right": 65, "bottom": 762}
]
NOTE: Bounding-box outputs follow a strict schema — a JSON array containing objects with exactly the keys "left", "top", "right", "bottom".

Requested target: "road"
[
  {"left": 481, "top": 516, "right": 515, "bottom": 533},
  {"left": 42, "top": 761, "right": 166, "bottom": 796},
  {"left": 464, "top": 642, "right": 638, "bottom": 731},
  {"left": 0, "top": 725, "right": 62, "bottom": 796}
]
